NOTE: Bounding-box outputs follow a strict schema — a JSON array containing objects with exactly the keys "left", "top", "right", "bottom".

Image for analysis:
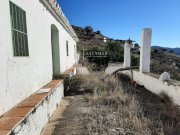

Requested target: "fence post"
[
  {"left": 124, "top": 41, "right": 131, "bottom": 68},
  {"left": 140, "top": 28, "right": 152, "bottom": 73}
]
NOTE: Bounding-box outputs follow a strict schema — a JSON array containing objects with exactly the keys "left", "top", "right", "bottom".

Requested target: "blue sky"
[{"left": 58, "top": 0, "right": 180, "bottom": 48}]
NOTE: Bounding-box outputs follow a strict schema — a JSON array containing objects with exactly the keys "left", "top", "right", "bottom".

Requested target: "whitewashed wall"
[
  {"left": 119, "top": 70, "right": 180, "bottom": 106},
  {"left": 0, "top": 0, "right": 77, "bottom": 116},
  {"left": 12, "top": 83, "right": 64, "bottom": 135}
]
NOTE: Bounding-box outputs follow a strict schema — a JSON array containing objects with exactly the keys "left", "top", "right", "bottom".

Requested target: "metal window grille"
[
  {"left": 10, "top": 2, "right": 29, "bottom": 56},
  {"left": 66, "top": 41, "right": 69, "bottom": 56}
]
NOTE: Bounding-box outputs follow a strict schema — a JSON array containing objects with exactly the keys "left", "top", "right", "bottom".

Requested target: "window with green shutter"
[
  {"left": 10, "top": 1, "right": 29, "bottom": 56},
  {"left": 66, "top": 41, "right": 69, "bottom": 56}
]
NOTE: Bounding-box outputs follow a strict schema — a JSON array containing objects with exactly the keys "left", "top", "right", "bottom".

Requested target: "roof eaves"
[{"left": 40, "top": 0, "right": 79, "bottom": 42}]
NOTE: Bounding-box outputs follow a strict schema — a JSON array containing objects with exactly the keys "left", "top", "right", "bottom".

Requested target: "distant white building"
[{"left": 0, "top": 0, "right": 78, "bottom": 133}]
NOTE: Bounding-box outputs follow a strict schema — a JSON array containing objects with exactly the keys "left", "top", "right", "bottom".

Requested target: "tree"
[
  {"left": 84, "top": 26, "right": 94, "bottom": 37},
  {"left": 96, "top": 30, "right": 101, "bottom": 35},
  {"left": 134, "top": 43, "right": 140, "bottom": 48},
  {"left": 106, "top": 42, "right": 124, "bottom": 62},
  {"left": 85, "top": 47, "right": 109, "bottom": 66},
  {"left": 154, "top": 49, "right": 159, "bottom": 54}
]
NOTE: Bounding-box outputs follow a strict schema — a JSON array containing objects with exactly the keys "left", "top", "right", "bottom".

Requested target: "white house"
[{"left": 0, "top": 0, "right": 78, "bottom": 134}]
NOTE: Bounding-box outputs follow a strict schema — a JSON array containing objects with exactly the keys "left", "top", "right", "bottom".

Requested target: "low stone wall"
[
  {"left": 0, "top": 80, "right": 64, "bottom": 135},
  {"left": 13, "top": 83, "right": 64, "bottom": 135},
  {"left": 16, "top": 84, "right": 63, "bottom": 135},
  {"left": 119, "top": 70, "right": 180, "bottom": 106}
]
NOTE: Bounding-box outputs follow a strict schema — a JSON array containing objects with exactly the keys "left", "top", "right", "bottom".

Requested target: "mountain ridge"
[{"left": 152, "top": 46, "right": 180, "bottom": 55}]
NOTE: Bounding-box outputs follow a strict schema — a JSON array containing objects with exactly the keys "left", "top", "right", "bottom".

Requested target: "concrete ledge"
[
  {"left": 64, "top": 66, "right": 76, "bottom": 77},
  {"left": 0, "top": 80, "right": 64, "bottom": 135},
  {"left": 119, "top": 70, "right": 180, "bottom": 105}
]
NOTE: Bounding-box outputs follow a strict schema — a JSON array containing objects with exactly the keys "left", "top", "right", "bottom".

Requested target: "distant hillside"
[
  {"left": 173, "top": 48, "right": 180, "bottom": 55},
  {"left": 152, "top": 46, "right": 180, "bottom": 55},
  {"left": 72, "top": 25, "right": 180, "bottom": 80},
  {"left": 72, "top": 25, "right": 124, "bottom": 51},
  {"left": 151, "top": 48, "right": 180, "bottom": 80}
]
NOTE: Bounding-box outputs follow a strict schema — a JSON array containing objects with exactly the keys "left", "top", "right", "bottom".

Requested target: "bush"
[
  {"left": 53, "top": 74, "right": 83, "bottom": 96},
  {"left": 64, "top": 75, "right": 83, "bottom": 96},
  {"left": 132, "top": 54, "right": 140, "bottom": 67},
  {"left": 84, "top": 26, "right": 94, "bottom": 37},
  {"left": 106, "top": 42, "right": 124, "bottom": 62},
  {"left": 154, "top": 49, "right": 159, "bottom": 54}
]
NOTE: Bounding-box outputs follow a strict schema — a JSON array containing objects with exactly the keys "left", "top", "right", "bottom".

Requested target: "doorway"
[{"left": 51, "top": 24, "right": 60, "bottom": 77}]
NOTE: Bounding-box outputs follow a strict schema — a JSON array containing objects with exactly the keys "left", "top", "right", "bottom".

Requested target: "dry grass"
[
  {"left": 151, "top": 52, "right": 180, "bottom": 81},
  {"left": 159, "top": 91, "right": 172, "bottom": 104},
  {"left": 80, "top": 73, "right": 177, "bottom": 135},
  {"left": 60, "top": 72, "right": 180, "bottom": 135}
]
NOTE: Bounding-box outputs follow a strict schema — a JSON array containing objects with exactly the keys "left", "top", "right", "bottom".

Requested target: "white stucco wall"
[
  {"left": 119, "top": 70, "right": 180, "bottom": 106},
  {"left": 0, "top": 0, "right": 77, "bottom": 116},
  {"left": 11, "top": 82, "right": 64, "bottom": 135}
]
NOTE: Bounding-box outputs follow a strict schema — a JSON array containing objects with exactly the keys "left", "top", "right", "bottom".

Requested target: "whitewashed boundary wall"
[{"left": 119, "top": 70, "right": 180, "bottom": 106}]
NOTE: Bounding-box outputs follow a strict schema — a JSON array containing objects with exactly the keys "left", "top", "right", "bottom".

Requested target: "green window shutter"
[
  {"left": 66, "top": 41, "right": 69, "bottom": 56},
  {"left": 10, "top": 2, "right": 29, "bottom": 56}
]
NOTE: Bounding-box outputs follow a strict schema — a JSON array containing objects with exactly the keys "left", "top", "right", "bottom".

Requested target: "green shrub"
[
  {"left": 64, "top": 75, "right": 83, "bottom": 96},
  {"left": 106, "top": 42, "right": 124, "bottom": 62}
]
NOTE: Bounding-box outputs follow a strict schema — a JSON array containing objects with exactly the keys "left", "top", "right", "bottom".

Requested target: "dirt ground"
[{"left": 41, "top": 74, "right": 180, "bottom": 135}]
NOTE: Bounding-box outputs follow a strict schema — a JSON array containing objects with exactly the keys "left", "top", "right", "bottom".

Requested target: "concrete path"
[
  {"left": 40, "top": 99, "right": 70, "bottom": 135},
  {"left": 40, "top": 95, "right": 89, "bottom": 135},
  {"left": 105, "top": 63, "right": 123, "bottom": 75}
]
